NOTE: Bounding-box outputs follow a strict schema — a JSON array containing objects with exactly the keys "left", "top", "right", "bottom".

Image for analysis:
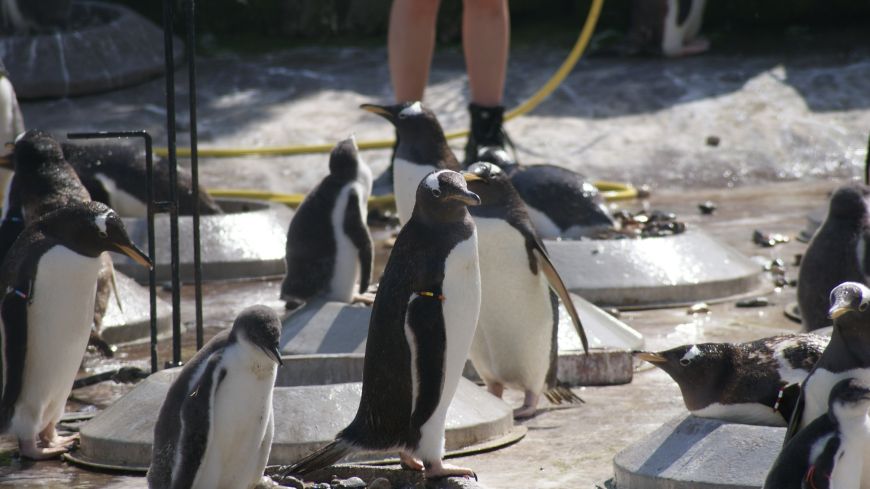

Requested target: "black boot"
[{"left": 464, "top": 103, "right": 516, "bottom": 166}]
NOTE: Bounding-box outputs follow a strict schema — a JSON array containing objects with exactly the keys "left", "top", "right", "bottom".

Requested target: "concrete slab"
[
  {"left": 99, "top": 272, "right": 171, "bottom": 345},
  {"left": 1, "top": 2, "right": 176, "bottom": 99},
  {"left": 281, "top": 295, "right": 640, "bottom": 387},
  {"left": 73, "top": 366, "right": 516, "bottom": 471},
  {"left": 546, "top": 228, "right": 763, "bottom": 308},
  {"left": 114, "top": 199, "right": 292, "bottom": 283},
  {"left": 613, "top": 414, "right": 782, "bottom": 489}
]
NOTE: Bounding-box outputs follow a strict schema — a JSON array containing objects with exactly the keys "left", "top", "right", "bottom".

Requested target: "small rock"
[
  {"left": 312, "top": 483, "right": 331, "bottom": 489},
  {"left": 687, "top": 302, "right": 709, "bottom": 315},
  {"left": 736, "top": 297, "right": 769, "bottom": 308},
  {"left": 276, "top": 475, "right": 304, "bottom": 489},
  {"left": 706, "top": 135, "right": 720, "bottom": 147},
  {"left": 752, "top": 230, "right": 790, "bottom": 248},
  {"left": 773, "top": 276, "right": 789, "bottom": 287},
  {"left": 636, "top": 184, "right": 652, "bottom": 199},
  {"left": 333, "top": 477, "right": 366, "bottom": 488},
  {"left": 368, "top": 478, "right": 391, "bottom": 489},
  {"left": 793, "top": 254, "right": 803, "bottom": 266},
  {"left": 698, "top": 201, "right": 716, "bottom": 215}
]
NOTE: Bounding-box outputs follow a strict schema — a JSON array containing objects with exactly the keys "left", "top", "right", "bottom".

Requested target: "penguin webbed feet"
[
  {"left": 544, "top": 384, "right": 585, "bottom": 406},
  {"left": 424, "top": 460, "right": 478, "bottom": 481}
]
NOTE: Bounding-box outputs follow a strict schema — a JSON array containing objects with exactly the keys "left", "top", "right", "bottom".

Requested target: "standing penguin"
[
  {"left": 787, "top": 282, "right": 870, "bottom": 446},
  {"left": 0, "top": 62, "right": 25, "bottom": 204},
  {"left": 764, "top": 378, "right": 870, "bottom": 489},
  {"left": 798, "top": 184, "right": 869, "bottom": 332},
  {"left": 635, "top": 333, "right": 829, "bottom": 426},
  {"left": 147, "top": 305, "right": 283, "bottom": 489},
  {"left": 280, "top": 137, "right": 373, "bottom": 310},
  {"left": 361, "top": 102, "right": 460, "bottom": 224},
  {"left": 477, "top": 147, "right": 616, "bottom": 239},
  {"left": 462, "top": 162, "right": 588, "bottom": 418},
  {"left": 281, "top": 170, "right": 482, "bottom": 479},
  {"left": 626, "top": 0, "right": 709, "bottom": 57},
  {"left": 0, "top": 201, "right": 151, "bottom": 459}
]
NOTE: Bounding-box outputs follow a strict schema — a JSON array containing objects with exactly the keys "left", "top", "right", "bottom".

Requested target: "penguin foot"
[
  {"left": 424, "top": 461, "right": 477, "bottom": 480},
  {"left": 19, "top": 439, "right": 69, "bottom": 460},
  {"left": 679, "top": 37, "right": 710, "bottom": 56},
  {"left": 39, "top": 428, "right": 79, "bottom": 449},
  {"left": 399, "top": 451, "right": 424, "bottom": 471},
  {"left": 513, "top": 391, "right": 540, "bottom": 419},
  {"left": 352, "top": 293, "right": 375, "bottom": 306}
]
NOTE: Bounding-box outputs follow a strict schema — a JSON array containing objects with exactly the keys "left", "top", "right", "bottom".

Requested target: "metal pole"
[
  {"left": 67, "top": 131, "right": 158, "bottom": 373},
  {"left": 186, "top": 0, "right": 204, "bottom": 350},
  {"left": 163, "top": 0, "right": 183, "bottom": 367}
]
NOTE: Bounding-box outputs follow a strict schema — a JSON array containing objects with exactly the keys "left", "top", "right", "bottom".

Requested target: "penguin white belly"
[
  {"left": 327, "top": 184, "right": 361, "bottom": 303},
  {"left": 95, "top": 173, "right": 148, "bottom": 217},
  {"left": 191, "top": 343, "right": 276, "bottom": 489},
  {"left": 414, "top": 232, "right": 480, "bottom": 463},
  {"left": 690, "top": 402, "right": 785, "bottom": 427},
  {"left": 523, "top": 205, "right": 562, "bottom": 239},
  {"left": 9, "top": 247, "right": 100, "bottom": 440},
  {"left": 0, "top": 76, "right": 23, "bottom": 145},
  {"left": 803, "top": 368, "right": 870, "bottom": 429},
  {"left": 829, "top": 434, "right": 866, "bottom": 489},
  {"left": 471, "top": 217, "right": 552, "bottom": 392},
  {"left": 393, "top": 158, "right": 437, "bottom": 224}
]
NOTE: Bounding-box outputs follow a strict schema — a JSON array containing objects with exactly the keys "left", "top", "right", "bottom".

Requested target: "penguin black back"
[
  {"left": 61, "top": 141, "right": 222, "bottom": 216},
  {"left": 798, "top": 184, "right": 869, "bottom": 332}
]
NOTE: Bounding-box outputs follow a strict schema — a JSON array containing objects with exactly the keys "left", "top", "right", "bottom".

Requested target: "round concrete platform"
[
  {"left": 113, "top": 199, "right": 292, "bottom": 283},
  {"left": 280, "top": 295, "right": 642, "bottom": 387},
  {"left": 545, "top": 228, "right": 763, "bottom": 308},
  {"left": 73, "top": 364, "right": 516, "bottom": 471},
  {"left": 0, "top": 1, "right": 176, "bottom": 99},
  {"left": 613, "top": 414, "right": 782, "bottom": 489},
  {"left": 99, "top": 271, "right": 171, "bottom": 344}
]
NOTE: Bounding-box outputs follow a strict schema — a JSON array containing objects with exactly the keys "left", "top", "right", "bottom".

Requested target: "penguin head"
[
  {"left": 462, "top": 162, "right": 514, "bottom": 206},
  {"left": 828, "top": 281, "right": 870, "bottom": 324},
  {"left": 360, "top": 101, "right": 443, "bottom": 139},
  {"left": 827, "top": 184, "right": 870, "bottom": 225},
  {"left": 230, "top": 305, "right": 283, "bottom": 365},
  {"left": 634, "top": 343, "right": 731, "bottom": 409},
  {"left": 328, "top": 136, "right": 362, "bottom": 181},
  {"left": 413, "top": 170, "right": 481, "bottom": 222},
  {"left": 476, "top": 146, "right": 517, "bottom": 170},
  {"left": 2, "top": 130, "right": 65, "bottom": 173},
  {"left": 37, "top": 201, "right": 152, "bottom": 267},
  {"left": 828, "top": 378, "right": 870, "bottom": 424}
]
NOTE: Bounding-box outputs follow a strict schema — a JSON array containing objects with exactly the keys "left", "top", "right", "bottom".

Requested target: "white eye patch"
[
  {"left": 680, "top": 345, "right": 702, "bottom": 363},
  {"left": 399, "top": 101, "right": 423, "bottom": 118},
  {"left": 95, "top": 210, "right": 112, "bottom": 235},
  {"left": 423, "top": 170, "right": 451, "bottom": 192}
]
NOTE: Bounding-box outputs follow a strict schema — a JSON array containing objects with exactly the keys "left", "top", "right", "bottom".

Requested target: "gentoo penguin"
[
  {"left": 280, "top": 137, "right": 373, "bottom": 310},
  {"left": 0, "top": 130, "right": 119, "bottom": 355},
  {"left": 0, "top": 201, "right": 151, "bottom": 459},
  {"left": 635, "top": 333, "right": 829, "bottom": 426},
  {"left": 361, "top": 102, "right": 460, "bottom": 224},
  {"left": 147, "top": 305, "right": 283, "bottom": 489},
  {"left": 798, "top": 184, "right": 869, "bottom": 332},
  {"left": 462, "top": 162, "right": 588, "bottom": 418},
  {"left": 626, "top": 0, "right": 709, "bottom": 57},
  {"left": 0, "top": 60, "right": 24, "bottom": 195},
  {"left": 280, "top": 170, "right": 482, "bottom": 480},
  {"left": 787, "top": 282, "right": 870, "bottom": 445},
  {"left": 61, "top": 140, "right": 223, "bottom": 217},
  {"left": 764, "top": 378, "right": 870, "bottom": 489},
  {"left": 477, "top": 147, "right": 616, "bottom": 239}
]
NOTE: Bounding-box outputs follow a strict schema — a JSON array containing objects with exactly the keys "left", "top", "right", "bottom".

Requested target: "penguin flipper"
[
  {"left": 784, "top": 386, "right": 806, "bottom": 444},
  {"left": 531, "top": 246, "right": 589, "bottom": 354},
  {"left": 0, "top": 290, "right": 28, "bottom": 431},
  {"left": 279, "top": 439, "right": 354, "bottom": 477},
  {"left": 342, "top": 188, "right": 373, "bottom": 294}
]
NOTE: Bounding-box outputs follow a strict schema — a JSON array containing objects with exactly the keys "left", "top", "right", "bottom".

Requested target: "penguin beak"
[
  {"left": 449, "top": 188, "right": 481, "bottom": 206},
  {"left": 267, "top": 345, "right": 283, "bottom": 366},
  {"left": 829, "top": 287, "right": 865, "bottom": 319},
  {"left": 116, "top": 243, "right": 153, "bottom": 269},
  {"left": 360, "top": 104, "right": 395, "bottom": 122},
  {"left": 462, "top": 172, "right": 485, "bottom": 183},
  {"left": 634, "top": 351, "right": 667, "bottom": 364}
]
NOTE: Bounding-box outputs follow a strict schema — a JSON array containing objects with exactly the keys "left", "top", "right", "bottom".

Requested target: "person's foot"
[{"left": 464, "top": 103, "right": 515, "bottom": 167}]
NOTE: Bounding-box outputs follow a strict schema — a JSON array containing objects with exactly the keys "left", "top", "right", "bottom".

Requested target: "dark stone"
[
  {"left": 736, "top": 297, "right": 770, "bottom": 308},
  {"left": 698, "top": 201, "right": 717, "bottom": 215},
  {"left": 706, "top": 135, "right": 721, "bottom": 147}
]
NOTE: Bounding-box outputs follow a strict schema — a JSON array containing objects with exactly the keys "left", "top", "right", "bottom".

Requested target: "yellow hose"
[
  {"left": 157, "top": 0, "right": 605, "bottom": 159},
  {"left": 209, "top": 178, "right": 636, "bottom": 210}
]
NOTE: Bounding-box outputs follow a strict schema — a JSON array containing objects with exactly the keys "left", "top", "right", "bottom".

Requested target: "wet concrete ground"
[{"left": 1, "top": 38, "right": 867, "bottom": 488}]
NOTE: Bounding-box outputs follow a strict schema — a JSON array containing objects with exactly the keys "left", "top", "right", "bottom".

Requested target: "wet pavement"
[{"left": 2, "top": 38, "right": 868, "bottom": 488}]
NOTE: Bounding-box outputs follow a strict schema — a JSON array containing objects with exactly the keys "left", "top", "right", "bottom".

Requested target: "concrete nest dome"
[{"left": 0, "top": 1, "right": 174, "bottom": 99}]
